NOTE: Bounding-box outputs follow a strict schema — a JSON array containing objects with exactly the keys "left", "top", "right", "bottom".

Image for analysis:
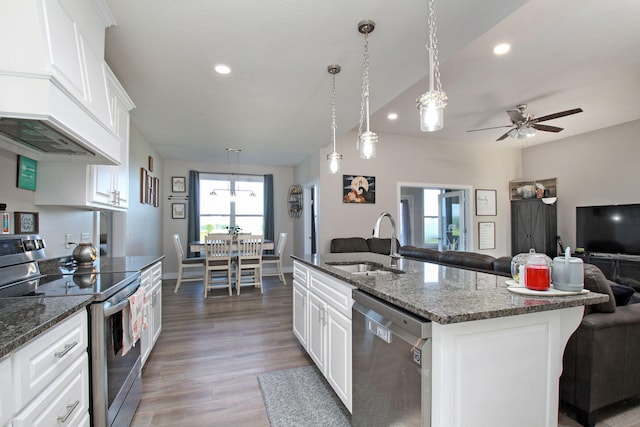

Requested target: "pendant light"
[
  {"left": 209, "top": 148, "right": 255, "bottom": 199},
  {"left": 327, "top": 64, "right": 342, "bottom": 174},
  {"left": 417, "top": 0, "right": 447, "bottom": 132},
  {"left": 356, "top": 19, "right": 378, "bottom": 159}
]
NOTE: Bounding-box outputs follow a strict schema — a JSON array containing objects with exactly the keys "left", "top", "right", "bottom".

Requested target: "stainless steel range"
[{"left": 0, "top": 234, "right": 142, "bottom": 427}]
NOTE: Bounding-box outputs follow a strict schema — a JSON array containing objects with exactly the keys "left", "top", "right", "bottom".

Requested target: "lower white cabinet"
[
  {"left": 0, "top": 356, "right": 12, "bottom": 427},
  {"left": 6, "top": 310, "right": 90, "bottom": 427},
  {"left": 292, "top": 261, "right": 354, "bottom": 412},
  {"left": 141, "top": 261, "right": 163, "bottom": 367}
]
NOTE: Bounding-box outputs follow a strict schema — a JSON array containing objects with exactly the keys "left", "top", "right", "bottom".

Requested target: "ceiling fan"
[{"left": 467, "top": 104, "right": 583, "bottom": 141}]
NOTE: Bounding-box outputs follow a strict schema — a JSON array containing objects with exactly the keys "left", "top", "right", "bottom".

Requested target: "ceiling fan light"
[
  {"left": 508, "top": 128, "right": 518, "bottom": 139},
  {"left": 418, "top": 91, "right": 447, "bottom": 132},
  {"left": 526, "top": 127, "right": 537, "bottom": 137},
  {"left": 359, "top": 131, "right": 377, "bottom": 159}
]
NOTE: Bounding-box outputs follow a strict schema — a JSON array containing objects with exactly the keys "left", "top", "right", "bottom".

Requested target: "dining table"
[{"left": 189, "top": 238, "right": 274, "bottom": 254}]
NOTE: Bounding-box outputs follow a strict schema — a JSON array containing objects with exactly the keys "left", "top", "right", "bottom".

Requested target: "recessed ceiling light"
[
  {"left": 387, "top": 113, "right": 398, "bottom": 120},
  {"left": 214, "top": 64, "right": 231, "bottom": 74},
  {"left": 493, "top": 43, "right": 511, "bottom": 55}
]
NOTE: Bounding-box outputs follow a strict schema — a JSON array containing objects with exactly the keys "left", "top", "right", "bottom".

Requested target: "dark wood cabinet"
[{"left": 511, "top": 199, "right": 557, "bottom": 258}]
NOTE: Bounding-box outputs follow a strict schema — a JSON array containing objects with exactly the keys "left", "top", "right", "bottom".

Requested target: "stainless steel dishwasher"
[{"left": 352, "top": 290, "right": 432, "bottom": 427}]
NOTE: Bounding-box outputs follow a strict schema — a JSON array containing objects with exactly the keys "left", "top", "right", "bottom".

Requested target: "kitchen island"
[{"left": 292, "top": 252, "right": 608, "bottom": 427}]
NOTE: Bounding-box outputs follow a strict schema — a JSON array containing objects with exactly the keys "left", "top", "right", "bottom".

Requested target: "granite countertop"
[
  {"left": 0, "top": 295, "right": 93, "bottom": 358},
  {"left": 292, "top": 253, "right": 609, "bottom": 325}
]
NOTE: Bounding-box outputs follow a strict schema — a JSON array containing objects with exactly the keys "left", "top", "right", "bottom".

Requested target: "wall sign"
[
  {"left": 14, "top": 211, "right": 39, "bottom": 234},
  {"left": 475, "top": 189, "right": 496, "bottom": 216},
  {"left": 478, "top": 221, "right": 495, "bottom": 250},
  {"left": 17, "top": 155, "right": 37, "bottom": 191}
]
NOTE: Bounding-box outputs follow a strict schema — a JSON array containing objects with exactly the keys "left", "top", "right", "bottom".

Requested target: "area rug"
[{"left": 257, "top": 365, "right": 352, "bottom": 427}]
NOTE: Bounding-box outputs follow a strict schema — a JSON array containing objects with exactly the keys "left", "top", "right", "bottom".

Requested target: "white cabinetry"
[
  {"left": 7, "top": 310, "right": 90, "bottom": 427},
  {"left": 141, "top": 261, "right": 163, "bottom": 367},
  {"left": 0, "top": 0, "right": 129, "bottom": 164},
  {"left": 292, "top": 261, "right": 354, "bottom": 412},
  {"left": 0, "top": 356, "right": 12, "bottom": 427}
]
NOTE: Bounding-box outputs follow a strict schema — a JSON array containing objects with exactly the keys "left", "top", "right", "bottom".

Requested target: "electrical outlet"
[
  {"left": 81, "top": 232, "right": 90, "bottom": 242},
  {"left": 65, "top": 233, "right": 72, "bottom": 248}
]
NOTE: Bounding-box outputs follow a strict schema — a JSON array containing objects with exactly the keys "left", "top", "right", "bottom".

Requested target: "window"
[
  {"left": 199, "top": 174, "right": 264, "bottom": 240},
  {"left": 423, "top": 189, "right": 442, "bottom": 248}
]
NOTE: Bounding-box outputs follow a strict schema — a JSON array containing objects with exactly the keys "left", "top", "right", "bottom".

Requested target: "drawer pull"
[
  {"left": 54, "top": 341, "right": 78, "bottom": 359},
  {"left": 57, "top": 400, "right": 80, "bottom": 423}
]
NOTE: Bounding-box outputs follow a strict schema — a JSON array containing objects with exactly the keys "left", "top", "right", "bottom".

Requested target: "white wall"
[
  {"left": 124, "top": 125, "right": 163, "bottom": 256},
  {"left": 162, "top": 158, "right": 295, "bottom": 277},
  {"left": 0, "top": 147, "right": 94, "bottom": 258},
  {"left": 310, "top": 131, "right": 522, "bottom": 257},
  {"left": 522, "top": 119, "right": 640, "bottom": 250}
]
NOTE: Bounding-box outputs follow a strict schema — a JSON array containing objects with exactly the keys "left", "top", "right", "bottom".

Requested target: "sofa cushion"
[
  {"left": 610, "top": 282, "right": 635, "bottom": 306},
  {"left": 330, "top": 237, "right": 369, "bottom": 253},
  {"left": 492, "top": 257, "right": 513, "bottom": 276},
  {"left": 367, "top": 238, "right": 401, "bottom": 255},
  {"left": 399, "top": 246, "right": 441, "bottom": 263},
  {"left": 616, "top": 276, "right": 640, "bottom": 293},
  {"left": 440, "top": 251, "right": 495, "bottom": 272},
  {"left": 582, "top": 264, "right": 616, "bottom": 313}
]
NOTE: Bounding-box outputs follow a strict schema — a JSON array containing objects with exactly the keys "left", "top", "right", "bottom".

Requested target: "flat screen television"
[{"left": 576, "top": 204, "right": 640, "bottom": 256}]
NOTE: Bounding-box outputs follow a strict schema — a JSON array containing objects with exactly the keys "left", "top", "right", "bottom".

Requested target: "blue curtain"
[
  {"left": 264, "top": 174, "right": 274, "bottom": 252},
  {"left": 187, "top": 170, "right": 200, "bottom": 257}
]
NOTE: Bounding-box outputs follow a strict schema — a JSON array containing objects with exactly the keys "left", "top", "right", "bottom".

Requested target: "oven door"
[{"left": 90, "top": 280, "right": 142, "bottom": 427}]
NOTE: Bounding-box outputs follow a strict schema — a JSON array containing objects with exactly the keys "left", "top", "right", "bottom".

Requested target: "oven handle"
[{"left": 103, "top": 297, "right": 131, "bottom": 318}]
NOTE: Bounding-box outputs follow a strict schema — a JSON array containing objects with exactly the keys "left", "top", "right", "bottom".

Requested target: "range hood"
[
  {"left": 0, "top": 118, "right": 95, "bottom": 156},
  {"left": 0, "top": 0, "right": 125, "bottom": 165}
]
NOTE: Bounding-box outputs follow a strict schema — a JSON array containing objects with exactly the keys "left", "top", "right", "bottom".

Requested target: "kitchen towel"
[{"left": 122, "top": 287, "right": 147, "bottom": 356}]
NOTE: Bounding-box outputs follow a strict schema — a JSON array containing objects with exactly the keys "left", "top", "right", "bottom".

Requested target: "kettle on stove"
[{"left": 552, "top": 247, "right": 584, "bottom": 292}]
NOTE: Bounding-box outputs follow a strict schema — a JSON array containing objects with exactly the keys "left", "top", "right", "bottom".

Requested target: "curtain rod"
[{"left": 199, "top": 171, "right": 267, "bottom": 177}]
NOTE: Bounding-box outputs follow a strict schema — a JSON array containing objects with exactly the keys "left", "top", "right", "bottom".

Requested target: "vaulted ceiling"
[{"left": 104, "top": 0, "right": 640, "bottom": 166}]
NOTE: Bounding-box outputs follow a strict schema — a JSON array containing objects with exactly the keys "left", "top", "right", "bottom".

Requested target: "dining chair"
[
  {"left": 236, "top": 235, "right": 264, "bottom": 294},
  {"left": 172, "top": 234, "right": 205, "bottom": 293},
  {"left": 262, "top": 232, "right": 287, "bottom": 285},
  {"left": 203, "top": 233, "right": 234, "bottom": 298}
]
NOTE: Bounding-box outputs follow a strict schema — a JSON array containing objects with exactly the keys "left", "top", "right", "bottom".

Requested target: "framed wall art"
[
  {"left": 14, "top": 211, "right": 39, "bottom": 234},
  {"left": 343, "top": 175, "right": 375, "bottom": 204},
  {"left": 478, "top": 221, "right": 495, "bottom": 250},
  {"left": 172, "top": 203, "right": 186, "bottom": 219},
  {"left": 172, "top": 176, "right": 186, "bottom": 193},
  {"left": 17, "top": 155, "right": 37, "bottom": 191},
  {"left": 475, "top": 189, "right": 496, "bottom": 216}
]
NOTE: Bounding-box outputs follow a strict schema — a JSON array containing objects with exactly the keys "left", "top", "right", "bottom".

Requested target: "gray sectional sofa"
[{"left": 330, "top": 237, "right": 640, "bottom": 427}]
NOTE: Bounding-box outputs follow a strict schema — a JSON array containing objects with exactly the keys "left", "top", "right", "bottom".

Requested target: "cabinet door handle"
[
  {"left": 54, "top": 341, "right": 78, "bottom": 359},
  {"left": 57, "top": 400, "right": 80, "bottom": 423}
]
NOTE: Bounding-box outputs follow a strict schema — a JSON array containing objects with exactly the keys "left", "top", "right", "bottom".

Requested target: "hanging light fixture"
[
  {"left": 417, "top": 0, "right": 447, "bottom": 132},
  {"left": 209, "top": 148, "right": 256, "bottom": 199},
  {"left": 327, "top": 64, "right": 342, "bottom": 174},
  {"left": 356, "top": 19, "right": 378, "bottom": 159}
]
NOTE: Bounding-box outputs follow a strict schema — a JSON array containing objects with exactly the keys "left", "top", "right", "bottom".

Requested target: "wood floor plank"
[{"left": 131, "top": 275, "right": 311, "bottom": 426}]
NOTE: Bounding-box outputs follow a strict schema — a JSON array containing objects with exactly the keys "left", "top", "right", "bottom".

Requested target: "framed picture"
[
  {"left": 172, "top": 176, "right": 186, "bottom": 193},
  {"left": 478, "top": 221, "right": 495, "bottom": 250},
  {"left": 14, "top": 211, "right": 39, "bottom": 234},
  {"left": 140, "top": 168, "right": 148, "bottom": 204},
  {"left": 148, "top": 156, "right": 154, "bottom": 172},
  {"left": 343, "top": 175, "right": 375, "bottom": 204},
  {"left": 172, "top": 203, "right": 186, "bottom": 219},
  {"left": 17, "top": 155, "right": 37, "bottom": 191},
  {"left": 475, "top": 189, "right": 496, "bottom": 216}
]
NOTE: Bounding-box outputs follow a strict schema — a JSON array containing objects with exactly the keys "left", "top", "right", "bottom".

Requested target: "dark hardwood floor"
[
  {"left": 131, "top": 274, "right": 312, "bottom": 427},
  {"left": 132, "top": 274, "right": 640, "bottom": 427}
]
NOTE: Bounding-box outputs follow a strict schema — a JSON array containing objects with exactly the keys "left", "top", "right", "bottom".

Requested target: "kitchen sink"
[{"left": 325, "top": 261, "right": 405, "bottom": 276}]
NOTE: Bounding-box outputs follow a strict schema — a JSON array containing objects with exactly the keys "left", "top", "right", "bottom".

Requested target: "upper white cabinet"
[{"left": 0, "top": 0, "right": 133, "bottom": 165}]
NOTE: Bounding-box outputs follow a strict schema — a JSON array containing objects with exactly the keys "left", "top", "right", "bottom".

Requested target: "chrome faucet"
[{"left": 372, "top": 212, "right": 401, "bottom": 267}]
